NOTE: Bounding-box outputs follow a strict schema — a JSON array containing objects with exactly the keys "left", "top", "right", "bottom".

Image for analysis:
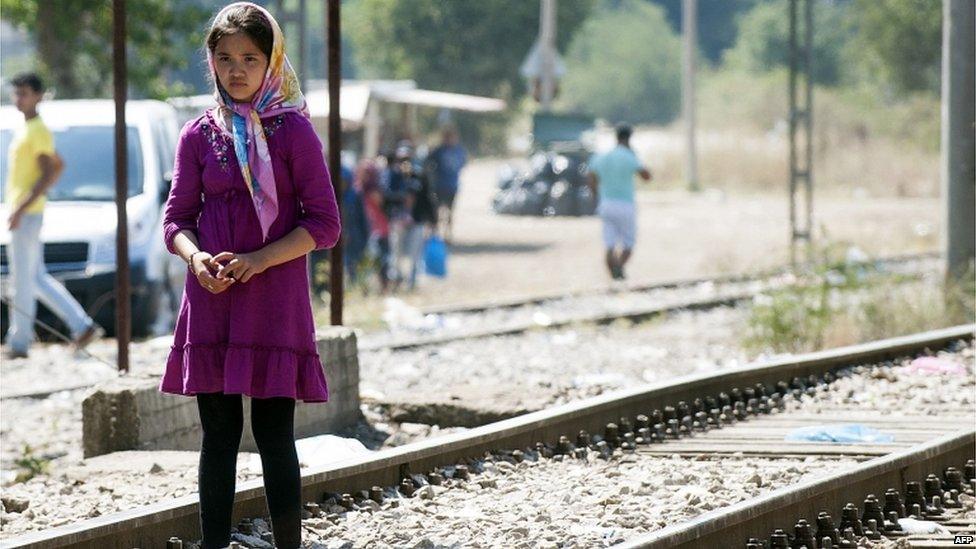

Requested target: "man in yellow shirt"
[{"left": 3, "top": 73, "right": 101, "bottom": 359}]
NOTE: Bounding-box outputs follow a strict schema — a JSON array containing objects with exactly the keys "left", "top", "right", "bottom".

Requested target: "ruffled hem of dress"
[{"left": 159, "top": 342, "right": 330, "bottom": 403}]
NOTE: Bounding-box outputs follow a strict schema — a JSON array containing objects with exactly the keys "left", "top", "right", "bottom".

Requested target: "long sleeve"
[
  {"left": 162, "top": 122, "right": 203, "bottom": 255},
  {"left": 289, "top": 116, "right": 341, "bottom": 250}
]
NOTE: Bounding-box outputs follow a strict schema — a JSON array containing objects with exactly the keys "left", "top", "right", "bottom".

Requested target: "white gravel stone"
[
  {"left": 296, "top": 454, "right": 856, "bottom": 548},
  {"left": 782, "top": 343, "right": 975, "bottom": 417},
  {"left": 0, "top": 451, "right": 261, "bottom": 538},
  {"left": 298, "top": 344, "right": 973, "bottom": 548},
  {"left": 361, "top": 306, "right": 751, "bottom": 420}
]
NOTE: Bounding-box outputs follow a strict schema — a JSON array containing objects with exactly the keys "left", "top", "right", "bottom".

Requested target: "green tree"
[
  {"left": 647, "top": 0, "right": 762, "bottom": 64},
  {"left": 1, "top": 0, "right": 209, "bottom": 99},
  {"left": 723, "top": 0, "right": 853, "bottom": 86},
  {"left": 850, "top": 0, "right": 942, "bottom": 95},
  {"left": 561, "top": 0, "right": 681, "bottom": 124},
  {"left": 345, "top": 0, "right": 596, "bottom": 100}
]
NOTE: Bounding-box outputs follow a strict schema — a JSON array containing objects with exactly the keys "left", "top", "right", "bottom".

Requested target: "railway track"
[
  {"left": 360, "top": 252, "right": 938, "bottom": 352},
  {"left": 622, "top": 431, "right": 974, "bottom": 548},
  {"left": 417, "top": 252, "right": 938, "bottom": 317},
  {"left": 4, "top": 324, "right": 971, "bottom": 549},
  {"left": 359, "top": 284, "right": 756, "bottom": 352},
  {"left": 1, "top": 252, "right": 936, "bottom": 402}
]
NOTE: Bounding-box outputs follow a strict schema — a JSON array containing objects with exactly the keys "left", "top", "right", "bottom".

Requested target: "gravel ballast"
[
  {"left": 0, "top": 316, "right": 968, "bottom": 544},
  {"left": 294, "top": 343, "right": 974, "bottom": 548}
]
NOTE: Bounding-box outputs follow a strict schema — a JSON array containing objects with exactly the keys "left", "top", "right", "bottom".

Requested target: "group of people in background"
[
  {"left": 341, "top": 125, "right": 467, "bottom": 293},
  {"left": 339, "top": 120, "right": 647, "bottom": 291}
]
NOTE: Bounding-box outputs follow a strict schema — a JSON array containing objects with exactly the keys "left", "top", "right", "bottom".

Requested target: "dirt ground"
[{"left": 334, "top": 156, "right": 940, "bottom": 326}]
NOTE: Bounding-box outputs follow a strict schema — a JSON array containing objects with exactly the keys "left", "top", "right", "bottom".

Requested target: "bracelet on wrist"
[{"left": 187, "top": 251, "right": 202, "bottom": 268}]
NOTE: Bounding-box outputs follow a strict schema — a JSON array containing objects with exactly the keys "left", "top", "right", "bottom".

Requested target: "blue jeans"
[
  {"left": 4, "top": 212, "right": 94, "bottom": 353},
  {"left": 404, "top": 224, "right": 426, "bottom": 289}
]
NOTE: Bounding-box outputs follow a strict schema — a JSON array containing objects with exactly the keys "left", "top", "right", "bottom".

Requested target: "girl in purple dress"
[{"left": 159, "top": 3, "right": 340, "bottom": 547}]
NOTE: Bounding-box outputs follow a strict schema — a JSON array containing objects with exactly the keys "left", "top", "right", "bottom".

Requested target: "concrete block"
[{"left": 82, "top": 328, "right": 362, "bottom": 457}]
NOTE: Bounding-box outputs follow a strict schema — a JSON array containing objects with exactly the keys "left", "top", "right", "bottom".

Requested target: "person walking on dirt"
[
  {"left": 3, "top": 72, "right": 103, "bottom": 359},
  {"left": 586, "top": 123, "right": 651, "bottom": 280},
  {"left": 426, "top": 125, "right": 466, "bottom": 244}
]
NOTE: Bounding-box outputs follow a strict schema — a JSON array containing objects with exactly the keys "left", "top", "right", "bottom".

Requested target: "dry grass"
[
  {"left": 638, "top": 69, "right": 941, "bottom": 199},
  {"left": 633, "top": 124, "right": 939, "bottom": 200},
  {"left": 744, "top": 268, "right": 974, "bottom": 355},
  {"left": 823, "top": 279, "right": 973, "bottom": 349},
  {"left": 313, "top": 290, "right": 388, "bottom": 331}
]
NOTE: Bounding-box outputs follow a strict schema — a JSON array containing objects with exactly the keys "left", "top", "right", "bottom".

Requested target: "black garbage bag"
[
  {"left": 493, "top": 149, "right": 596, "bottom": 217},
  {"left": 543, "top": 179, "right": 574, "bottom": 216},
  {"left": 576, "top": 183, "right": 597, "bottom": 216},
  {"left": 521, "top": 180, "right": 550, "bottom": 215},
  {"left": 492, "top": 178, "right": 548, "bottom": 216}
]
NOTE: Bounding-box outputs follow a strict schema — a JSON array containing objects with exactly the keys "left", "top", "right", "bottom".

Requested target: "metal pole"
[
  {"left": 364, "top": 100, "right": 379, "bottom": 159},
  {"left": 298, "top": 0, "right": 307, "bottom": 90},
  {"left": 787, "top": 0, "right": 813, "bottom": 266},
  {"left": 682, "top": 0, "right": 698, "bottom": 192},
  {"left": 272, "top": 0, "right": 308, "bottom": 90},
  {"left": 539, "top": 0, "right": 556, "bottom": 111},
  {"left": 803, "top": 0, "right": 813, "bottom": 262},
  {"left": 942, "top": 0, "right": 976, "bottom": 280},
  {"left": 788, "top": 0, "right": 798, "bottom": 266},
  {"left": 273, "top": 0, "right": 315, "bottom": 293},
  {"left": 112, "top": 0, "right": 130, "bottom": 372},
  {"left": 327, "top": 0, "right": 343, "bottom": 326}
]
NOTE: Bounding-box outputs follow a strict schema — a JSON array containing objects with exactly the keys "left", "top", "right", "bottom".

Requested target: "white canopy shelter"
[{"left": 171, "top": 80, "right": 505, "bottom": 158}]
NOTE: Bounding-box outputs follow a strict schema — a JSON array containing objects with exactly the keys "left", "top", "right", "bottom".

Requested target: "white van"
[{"left": 0, "top": 99, "right": 185, "bottom": 338}]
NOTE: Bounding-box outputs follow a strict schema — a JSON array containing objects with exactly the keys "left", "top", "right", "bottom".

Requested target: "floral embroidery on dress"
[
  {"left": 262, "top": 114, "right": 286, "bottom": 138},
  {"left": 201, "top": 111, "right": 232, "bottom": 173}
]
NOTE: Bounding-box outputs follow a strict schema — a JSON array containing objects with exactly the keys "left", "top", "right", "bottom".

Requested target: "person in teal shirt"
[{"left": 587, "top": 124, "right": 651, "bottom": 280}]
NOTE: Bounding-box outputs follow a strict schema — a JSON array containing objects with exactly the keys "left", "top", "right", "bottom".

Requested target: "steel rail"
[
  {"left": 418, "top": 252, "right": 939, "bottom": 317},
  {"left": 618, "top": 430, "right": 975, "bottom": 548},
  {"left": 363, "top": 252, "right": 939, "bottom": 352}
]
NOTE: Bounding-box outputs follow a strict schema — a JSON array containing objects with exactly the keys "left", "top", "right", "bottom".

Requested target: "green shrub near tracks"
[{"left": 744, "top": 245, "right": 975, "bottom": 354}]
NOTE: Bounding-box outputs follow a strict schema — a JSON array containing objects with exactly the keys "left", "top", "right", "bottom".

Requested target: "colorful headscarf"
[{"left": 207, "top": 1, "right": 309, "bottom": 242}]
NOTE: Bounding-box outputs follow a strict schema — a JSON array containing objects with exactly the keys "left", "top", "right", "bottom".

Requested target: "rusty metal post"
[
  {"left": 788, "top": 0, "right": 813, "bottom": 266},
  {"left": 327, "top": 0, "right": 343, "bottom": 325},
  {"left": 803, "top": 0, "right": 813, "bottom": 259},
  {"left": 112, "top": 0, "right": 130, "bottom": 372},
  {"left": 682, "top": 0, "right": 698, "bottom": 192},
  {"left": 298, "top": 0, "right": 307, "bottom": 89},
  {"left": 273, "top": 0, "right": 308, "bottom": 90}
]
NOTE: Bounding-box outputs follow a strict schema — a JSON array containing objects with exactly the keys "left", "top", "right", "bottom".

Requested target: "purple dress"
[{"left": 159, "top": 110, "right": 340, "bottom": 403}]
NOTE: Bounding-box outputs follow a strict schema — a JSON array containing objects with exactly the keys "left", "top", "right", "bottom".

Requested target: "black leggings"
[{"left": 196, "top": 393, "right": 301, "bottom": 549}]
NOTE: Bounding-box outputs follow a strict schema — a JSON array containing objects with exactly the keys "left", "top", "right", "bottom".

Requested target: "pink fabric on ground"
[{"left": 902, "top": 356, "right": 968, "bottom": 376}]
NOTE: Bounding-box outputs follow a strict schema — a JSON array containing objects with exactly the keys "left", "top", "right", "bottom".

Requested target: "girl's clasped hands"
[{"left": 191, "top": 250, "right": 269, "bottom": 294}]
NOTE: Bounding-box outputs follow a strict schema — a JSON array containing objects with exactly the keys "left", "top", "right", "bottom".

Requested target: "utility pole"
[
  {"left": 682, "top": 0, "right": 699, "bottom": 192},
  {"left": 327, "top": 0, "right": 343, "bottom": 325},
  {"left": 941, "top": 0, "right": 975, "bottom": 283},
  {"left": 274, "top": 0, "right": 313, "bottom": 304},
  {"left": 112, "top": 0, "right": 130, "bottom": 373},
  {"left": 273, "top": 0, "right": 308, "bottom": 90},
  {"left": 788, "top": 0, "right": 814, "bottom": 266},
  {"left": 539, "top": 0, "right": 557, "bottom": 111}
]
